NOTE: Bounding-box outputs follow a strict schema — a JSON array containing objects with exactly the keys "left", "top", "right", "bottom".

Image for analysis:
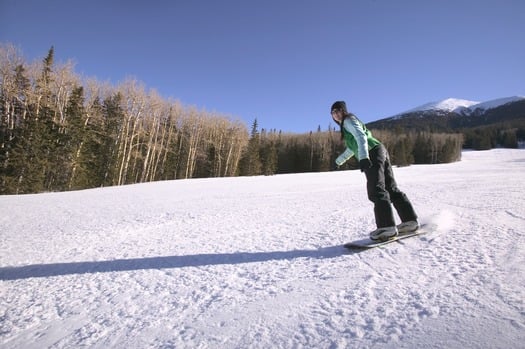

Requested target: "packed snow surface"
[{"left": 1, "top": 149, "right": 524, "bottom": 349}]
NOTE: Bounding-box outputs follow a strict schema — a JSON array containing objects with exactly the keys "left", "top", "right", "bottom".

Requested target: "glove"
[{"left": 359, "top": 158, "right": 372, "bottom": 172}]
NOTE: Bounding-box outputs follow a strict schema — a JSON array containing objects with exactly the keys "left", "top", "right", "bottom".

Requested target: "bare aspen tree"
[
  {"left": 205, "top": 115, "right": 228, "bottom": 177},
  {"left": 139, "top": 90, "right": 163, "bottom": 182},
  {"left": 51, "top": 61, "right": 78, "bottom": 128},
  {"left": 159, "top": 101, "right": 183, "bottom": 180},
  {"left": 149, "top": 100, "right": 175, "bottom": 181},
  {"left": 115, "top": 79, "right": 146, "bottom": 185},
  {"left": 0, "top": 44, "right": 25, "bottom": 145},
  {"left": 183, "top": 108, "right": 205, "bottom": 179},
  {"left": 227, "top": 122, "right": 249, "bottom": 176},
  {"left": 223, "top": 126, "right": 238, "bottom": 176},
  {"left": 0, "top": 44, "right": 27, "bottom": 192},
  {"left": 0, "top": 45, "right": 18, "bottom": 123}
]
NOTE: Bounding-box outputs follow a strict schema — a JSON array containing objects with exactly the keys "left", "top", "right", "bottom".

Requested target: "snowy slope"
[
  {"left": 1, "top": 149, "right": 525, "bottom": 349},
  {"left": 468, "top": 96, "right": 525, "bottom": 112}
]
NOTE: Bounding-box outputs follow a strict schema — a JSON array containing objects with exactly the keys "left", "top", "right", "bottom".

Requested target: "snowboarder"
[{"left": 330, "top": 101, "right": 419, "bottom": 241}]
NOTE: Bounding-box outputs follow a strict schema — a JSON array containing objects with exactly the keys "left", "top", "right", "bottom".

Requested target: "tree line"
[
  {"left": 239, "top": 125, "right": 464, "bottom": 176},
  {"left": 1, "top": 44, "right": 464, "bottom": 194},
  {"left": 462, "top": 124, "right": 524, "bottom": 150},
  {"left": 1, "top": 45, "right": 248, "bottom": 194}
]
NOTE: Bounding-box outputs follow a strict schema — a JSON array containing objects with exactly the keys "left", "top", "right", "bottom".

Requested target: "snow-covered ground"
[{"left": 1, "top": 149, "right": 524, "bottom": 349}]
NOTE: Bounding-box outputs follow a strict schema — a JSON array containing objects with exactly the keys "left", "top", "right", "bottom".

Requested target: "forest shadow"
[{"left": 0, "top": 245, "right": 362, "bottom": 280}]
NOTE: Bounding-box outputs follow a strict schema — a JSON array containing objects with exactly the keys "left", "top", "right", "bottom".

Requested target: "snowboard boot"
[
  {"left": 370, "top": 226, "right": 398, "bottom": 242},
  {"left": 397, "top": 220, "right": 419, "bottom": 234}
]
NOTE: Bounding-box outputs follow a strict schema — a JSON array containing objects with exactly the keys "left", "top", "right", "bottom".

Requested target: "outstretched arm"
[{"left": 335, "top": 148, "right": 354, "bottom": 166}]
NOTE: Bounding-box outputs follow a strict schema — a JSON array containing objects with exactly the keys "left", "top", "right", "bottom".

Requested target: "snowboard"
[{"left": 343, "top": 224, "right": 429, "bottom": 249}]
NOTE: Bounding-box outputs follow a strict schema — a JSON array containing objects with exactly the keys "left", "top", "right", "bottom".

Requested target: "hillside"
[{"left": 1, "top": 149, "right": 524, "bottom": 348}]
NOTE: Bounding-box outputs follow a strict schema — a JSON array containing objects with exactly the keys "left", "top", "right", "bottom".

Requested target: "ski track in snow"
[{"left": 1, "top": 149, "right": 524, "bottom": 348}]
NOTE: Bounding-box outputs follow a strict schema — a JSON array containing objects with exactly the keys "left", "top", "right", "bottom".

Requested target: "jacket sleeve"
[
  {"left": 343, "top": 116, "right": 369, "bottom": 160},
  {"left": 335, "top": 148, "right": 354, "bottom": 166}
]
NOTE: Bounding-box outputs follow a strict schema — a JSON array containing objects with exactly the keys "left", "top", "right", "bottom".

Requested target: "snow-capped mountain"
[
  {"left": 368, "top": 95, "right": 525, "bottom": 131},
  {"left": 403, "top": 98, "right": 480, "bottom": 114},
  {"left": 398, "top": 96, "right": 525, "bottom": 116},
  {"left": 467, "top": 96, "right": 525, "bottom": 113}
]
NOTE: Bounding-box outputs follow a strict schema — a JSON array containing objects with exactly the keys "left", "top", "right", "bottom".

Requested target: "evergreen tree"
[
  {"left": 239, "top": 119, "right": 262, "bottom": 175},
  {"left": 500, "top": 129, "right": 518, "bottom": 148},
  {"left": 12, "top": 47, "right": 59, "bottom": 193},
  {"left": 79, "top": 97, "right": 110, "bottom": 188},
  {"left": 413, "top": 133, "right": 431, "bottom": 164},
  {"left": 259, "top": 131, "right": 278, "bottom": 175},
  {"left": 471, "top": 129, "right": 492, "bottom": 150},
  {"left": 66, "top": 86, "right": 89, "bottom": 189},
  {"left": 440, "top": 138, "right": 460, "bottom": 163},
  {"left": 0, "top": 64, "right": 31, "bottom": 193},
  {"left": 392, "top": 138, "right": 413, "bottom": 166},
  {"left": 101, "top": 93, "right": 125, "bottom": 186}
]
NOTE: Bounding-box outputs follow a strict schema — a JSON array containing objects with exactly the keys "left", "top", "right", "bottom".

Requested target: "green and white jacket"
[{"left": 335, "top": 114, "right": 381, "bottom": 166}]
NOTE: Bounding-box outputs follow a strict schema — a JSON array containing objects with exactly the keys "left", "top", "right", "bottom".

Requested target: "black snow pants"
[{"left": 364, "top": 144, "right": 418, "bottom": 228}]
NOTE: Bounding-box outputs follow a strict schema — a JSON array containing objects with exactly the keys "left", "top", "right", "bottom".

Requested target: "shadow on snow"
[{"left": 0, "top": 245, "right": 360, "bottom": 281}]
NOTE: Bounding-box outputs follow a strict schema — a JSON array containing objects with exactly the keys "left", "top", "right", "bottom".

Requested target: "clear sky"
[{"left": 1, "top": 0, "right": 524, "bottom": 133}]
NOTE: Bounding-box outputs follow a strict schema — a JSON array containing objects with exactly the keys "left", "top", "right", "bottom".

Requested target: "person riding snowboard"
[{"left": 330, "top": 101, "right": 419, "bottom": 241}]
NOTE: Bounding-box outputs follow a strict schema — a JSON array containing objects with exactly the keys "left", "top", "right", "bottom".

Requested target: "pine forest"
[{"left": 0, "top": 44, "right": 504, "bottom": 194}]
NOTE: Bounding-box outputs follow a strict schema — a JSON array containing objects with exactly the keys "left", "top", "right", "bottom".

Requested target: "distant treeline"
[
  {"left": 240, "top": 124, "right": 464, "bottom": 176},
  {"left": 0, "top": 44, "right": 475, "bottom": 194}
]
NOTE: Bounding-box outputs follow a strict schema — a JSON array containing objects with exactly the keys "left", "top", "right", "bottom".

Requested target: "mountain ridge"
[
  {"left": 368, "top": 96, "right": 525, "bottom": 132},
  {"left": 393, "top": 96, "right": 525, "bottom": 118}
]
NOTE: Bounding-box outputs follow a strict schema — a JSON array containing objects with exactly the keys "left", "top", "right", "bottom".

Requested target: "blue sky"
[{"left": 1, "top": 0, "right": 524, "bottom": 133}]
